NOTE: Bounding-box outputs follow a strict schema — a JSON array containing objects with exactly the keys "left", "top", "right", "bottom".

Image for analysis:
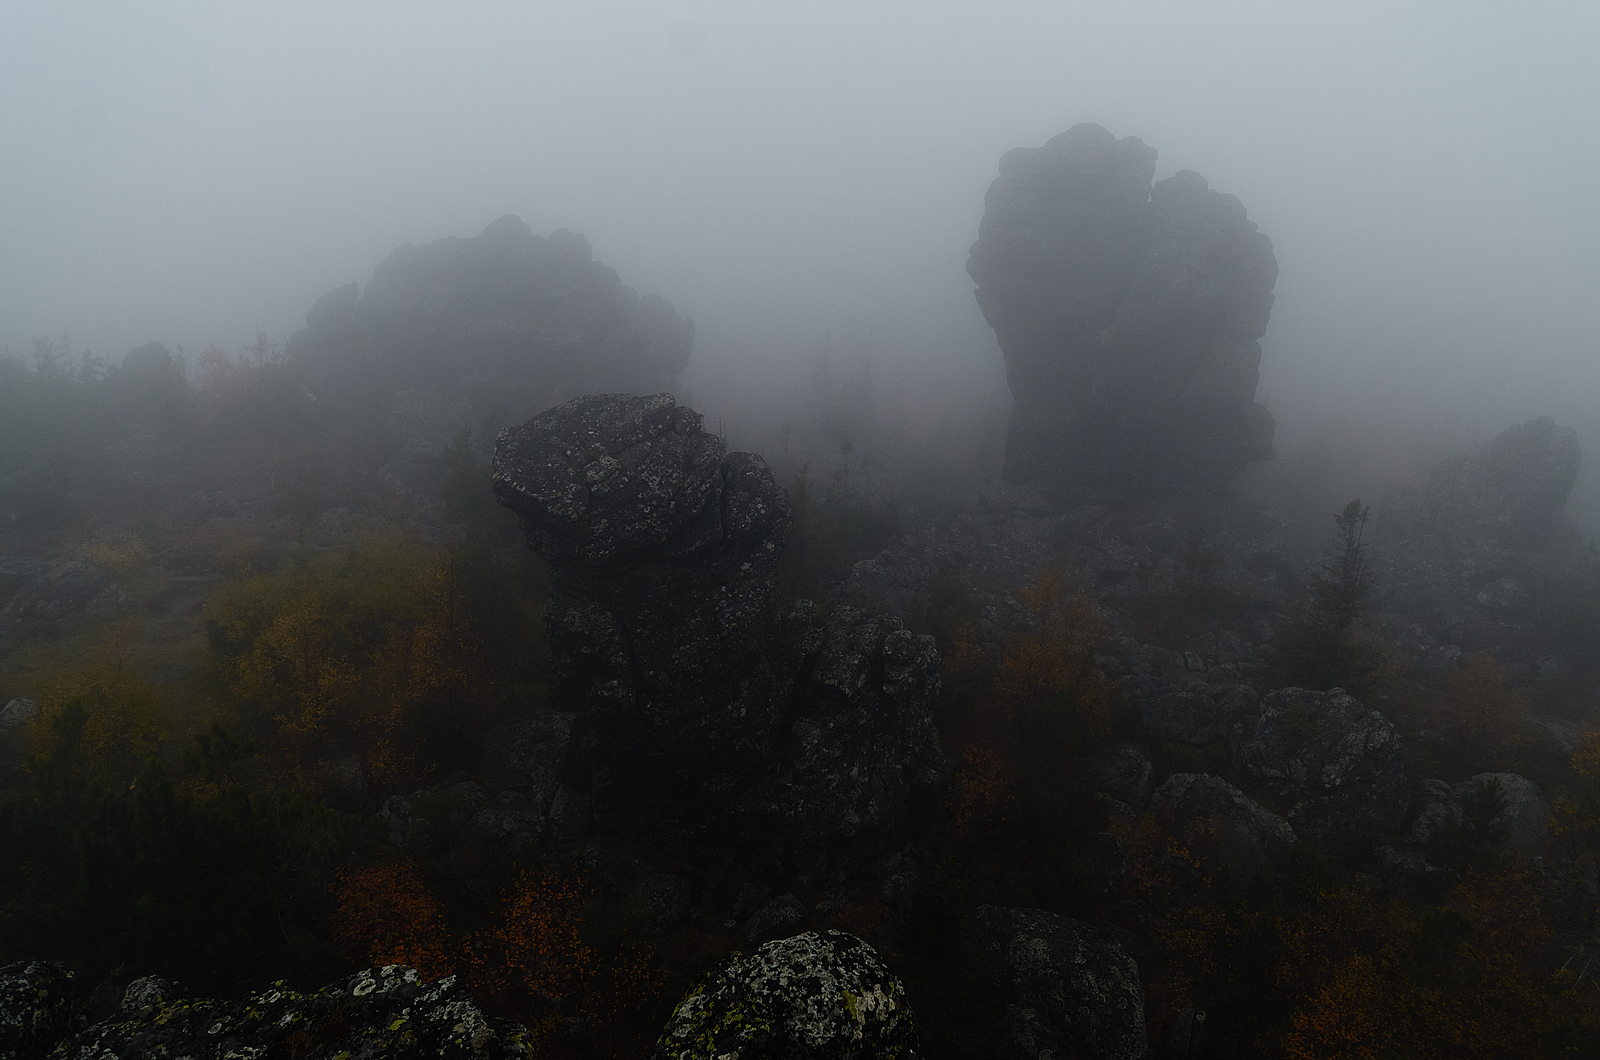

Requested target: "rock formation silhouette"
[
  {"left": 967, "top": 122, "right": 1278, "bottom": 494},
  {"left": 290, "top": 215, "right": 694, "bottom": 422}
]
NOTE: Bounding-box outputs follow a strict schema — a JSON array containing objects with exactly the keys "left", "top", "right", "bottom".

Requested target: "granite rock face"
[
  {"left": 973, "top": 906, "right": 1150, "bottom": 1060},
  {"left": 291, "top": 215, "right": 694, "bottom": 425},
  {"left": 1232, "top": 687, "right": 1408, "bottom": 855},
  {"left": 1151, "top": 772, "right": 1296, "bottom": 879},
  {"left": 967, "top": 122, "right": 1277, "bottom": 493},
  {"left": 647, "top": 930, "right": 918, "bottom": 1060},
  {"left": 493, "top": 394, "right": 945, "bottom": 869}
]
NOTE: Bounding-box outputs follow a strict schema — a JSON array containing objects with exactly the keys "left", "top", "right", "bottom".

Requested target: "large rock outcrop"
[
  {"left": 967, "top": 123, "right": 1277, "bottom": 493},
  {"left": 1373, "top": 417, "right": 1581, "bottom": 643},
  {"left": 1150, "top": 772, "right": 1296, "bottom": 879},
  {"left": 291, "top": 215, "right": 694, "bottom": 425},
  {"left": 1232, "top": 687, "right": 1408, "bottom": 855},
  {"left": 493, "top": 394, "right": 945, "bottom": 873},
  {"left": 647, "top": 931, "right": 919, "bottom": 1060},
  {"left": 973, "top": 906, "right": 1150, "bottom": 1060}
]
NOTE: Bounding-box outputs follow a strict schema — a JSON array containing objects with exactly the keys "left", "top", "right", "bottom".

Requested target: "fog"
[{"left": 4, "top": 1, "right": 1598, "bottom": 532}]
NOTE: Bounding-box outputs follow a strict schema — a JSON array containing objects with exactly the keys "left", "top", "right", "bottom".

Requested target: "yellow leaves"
[{"left": 1281, "top": 954, "right": 1390, "bottom": 1060}]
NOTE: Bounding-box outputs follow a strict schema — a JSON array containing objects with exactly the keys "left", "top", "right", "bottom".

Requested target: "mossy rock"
[
  {"left": 649, "top": 930, "right": 919, "bottom": 1060},
  {"left": 49, "top": 965, "right": 532, "bottom": 1059}
]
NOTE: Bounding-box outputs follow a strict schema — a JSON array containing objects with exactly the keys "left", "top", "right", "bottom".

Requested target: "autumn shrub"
[
  {"left": 333, "top": 860, "right": 457, "bottom": 980},
  {"left": 1416, "top": 655, "right": 1533, "bottom": 776},
  {"left": 204, "top": 537, "right": 540, "bottom": 789}
]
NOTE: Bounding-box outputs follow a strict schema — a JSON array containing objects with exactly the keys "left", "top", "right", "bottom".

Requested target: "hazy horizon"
[{"left": 5, "top": 1, "right": 1597, "bottom": 527}]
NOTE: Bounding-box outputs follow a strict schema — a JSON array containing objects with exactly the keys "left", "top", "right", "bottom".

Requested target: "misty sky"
[{"left": 4, "top": 2, "right": 1598, "bottom": 513}]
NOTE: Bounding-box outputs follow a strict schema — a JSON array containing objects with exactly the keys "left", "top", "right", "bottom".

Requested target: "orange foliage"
[
  {"left": 474, "top": 868, "right": 595, "bottom": 1014},
  {"left": 332, "top": 861, "right": 456, "bottom": 981}
]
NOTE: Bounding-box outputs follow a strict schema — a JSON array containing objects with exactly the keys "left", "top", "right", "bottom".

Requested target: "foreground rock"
[
  {"left": 1151, "top": 772, "right": 1296, "bottom": 879},
  {"left": 967, "top": 122, "right": 1277, "bottom": 493},
  {"left": 291, "top": 214, "right": 694, "bottom": 456},
  {"left": 973, "top": 906, "right": 1149, "bottom": 1060},
  {"left": 1, "top": 963, "right": 531, "bottom": 1060},
  {"left": 493, "top": 394, "right": 945, "bottom": 877},
  {"left": 648, "top": 930, "right": 918, "bottom": 1060},
  {"left": 0, "top": 960, "right": 74, "bottom": 1060},
  {"left": 1233, "top": 687, "right": 1408, "bottom": 855}
]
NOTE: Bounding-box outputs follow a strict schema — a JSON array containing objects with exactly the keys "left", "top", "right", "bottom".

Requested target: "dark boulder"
[
  {"left": 647, "top": 930, "right": 918, "bottom": 1060},
  {"left": 492, "top": 394, "right": 945, "bottom": 875},
  {"left": 967, "top": 123, "right": 1277, "bottom": 493},
  {"left": 494, "top": 393, "right": 792, "bottom": 822},
  {"left": 1232, "top": 687, "right": 1408, "bottom": 855},
  {"left": 1407, "top": 772, "right": 1549, "bottom": 851},
  {"left": 973, "top": 905, "right": 1150, "bottom": 1060},
  {"left": 1150, "top": 772, "right": 1296, "bottom": 879}
]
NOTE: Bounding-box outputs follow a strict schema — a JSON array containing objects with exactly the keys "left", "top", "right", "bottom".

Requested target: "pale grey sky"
[{"left": 3, "top": 1, "right": 1597, "bottom": 509}]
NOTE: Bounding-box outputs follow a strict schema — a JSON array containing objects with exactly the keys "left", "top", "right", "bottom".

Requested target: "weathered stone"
[
  {"left": 973, "top": 905, "right": 1149, "bottom": 1060},
  {"left": 50, "top": 964, "right": 532, "bottom": 1059},
  {"left": 1232, "top": 687, "right": 1408, "bottom": 854},
  {"left": 1408, "top": 773, "right": 1548, "bottom": 851},
  {"left": 647, "top": 931, "right": 917, "bottom": 1060},
  {"left": 119, "top": 977, "right": 177, "bottom": 1015},
  {"left": 0, "top": 960, "right": 73, "bottom": 1060},
  {"left": 494, "top": 394, "right": 792, "bottom": 822},
  {"left": 1150, "top": 772, "right": 1296, "bottom": 879},
  {"left": 493, "top": 394, "right": 945, "bottom": 873},
  {"left": 967, "top": 122, "right": 1277, "bottom": 492},
  {"left": 1140, "top": 684, "right": 1257, "bottom": 747},
  {"left": 0, "top": 559, "right": 124, "bottom": 639}
]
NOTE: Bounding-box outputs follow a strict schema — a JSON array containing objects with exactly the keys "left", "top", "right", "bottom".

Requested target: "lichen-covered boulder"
[
  {"left": 1150, "top": 772, "right": 1296, "bottom": 879},
  {"left": 972, "top": 906, "right": 1150, "bottom": 1060},
  {"left": 0, "top": 960, "right": 73, "bottom": 1060},
  {"left": 647, "top": 930, "right": 918, "bottom": 1060},
  {"left": 51, "top": 965, "right": 532, "bottom": 1059},
  {"left": 1232, "top": 687, "right": 1408, "bottom": 855}
]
